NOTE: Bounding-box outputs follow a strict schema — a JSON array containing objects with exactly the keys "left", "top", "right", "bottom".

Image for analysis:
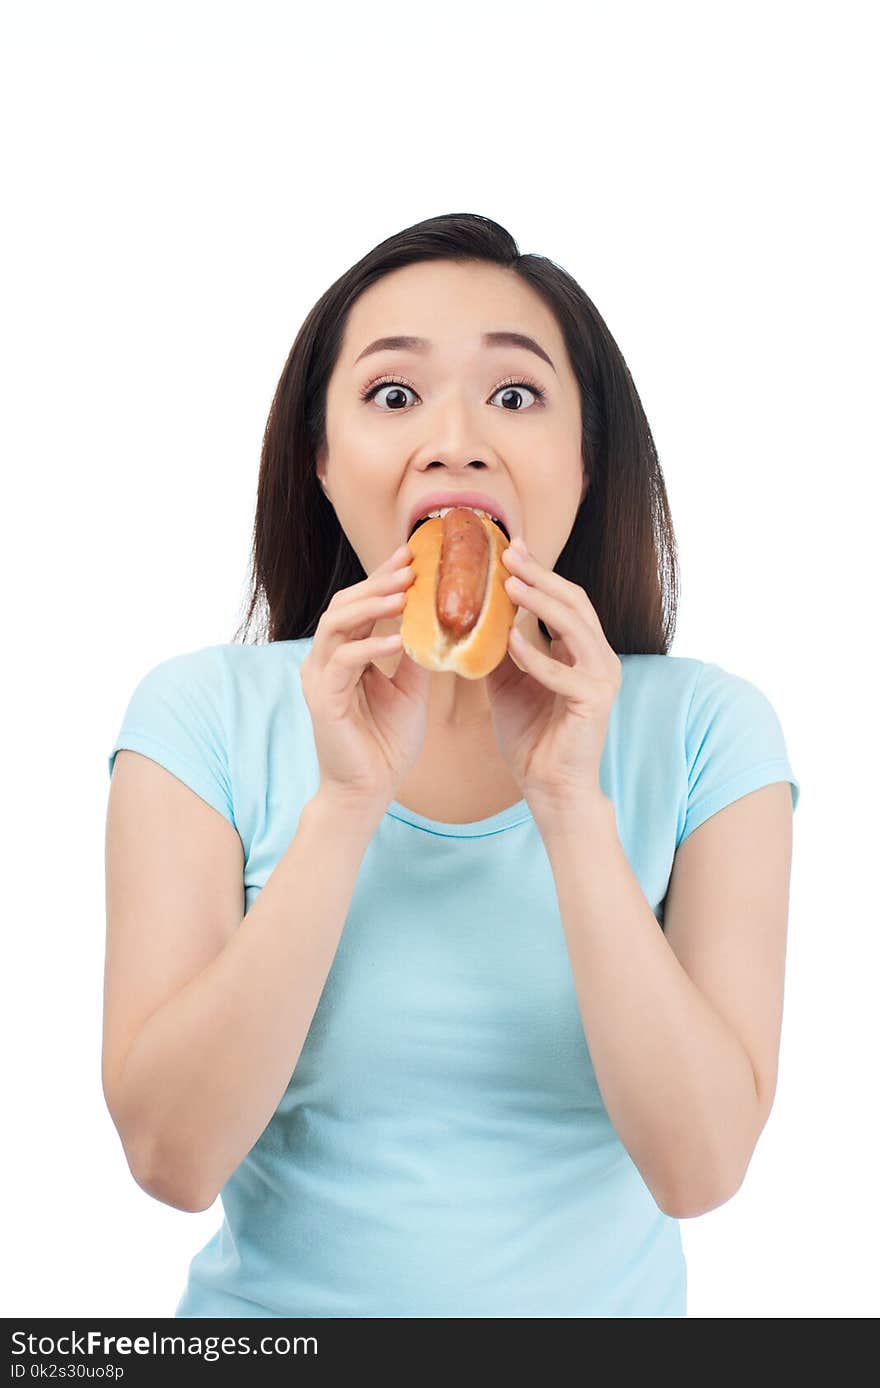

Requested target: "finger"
[
  {"left": 378, "top": 542, "right": 412, "bottom": 572},
  {"left": 350, "top": 544, "right": 414, "bottom": 599},
  {"left": 331, "top": 558, "right": 413, "bottom": 617},
  {"left": 390, "top": 646, "right": 432, "bottom": 698},
  {"left": 508, "top": 628, "right": 583, "bottom": 700},
  {"left": 332, "top": 631, "right": 404, "bottom": 669},
  {"left": 324, "top": 631, "right": 404, "bottom": 702},
  {"left": 503, "top": 544, "right": 602, "bottom": 631},
  {"left": 306, "top": 546, "right": 413, "bottom": 704},
  {"left": 312, "top": 582, "right": 409, "bottom": 694},
  {"left": 325, "top": 584, "right": 409, "bottom": 642},
  {"left": 504, "top": 575, "right": 595, "bottom": 665}
]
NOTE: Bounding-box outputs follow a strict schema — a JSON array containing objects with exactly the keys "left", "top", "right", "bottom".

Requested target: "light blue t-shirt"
[{"left": 107, "top": 639, "right": 800, "bottom": 1319}]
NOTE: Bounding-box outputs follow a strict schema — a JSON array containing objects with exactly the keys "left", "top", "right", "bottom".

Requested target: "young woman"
[{"left": 104, "top": 212, "right": 800, "bottom": 1318}]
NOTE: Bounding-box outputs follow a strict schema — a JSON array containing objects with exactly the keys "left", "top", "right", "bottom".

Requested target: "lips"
[{"left": 405, "top": 491, "right": 512, "bottom": 543}]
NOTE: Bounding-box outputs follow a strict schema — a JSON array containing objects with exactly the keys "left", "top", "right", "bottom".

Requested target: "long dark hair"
[{"left": 231, "top": 212, "right": 679, "bottom": 654}]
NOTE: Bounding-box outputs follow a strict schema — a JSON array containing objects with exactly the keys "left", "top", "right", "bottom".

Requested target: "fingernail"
[{"left": 513, "top": 536, "right": 528, "bottom": 554}]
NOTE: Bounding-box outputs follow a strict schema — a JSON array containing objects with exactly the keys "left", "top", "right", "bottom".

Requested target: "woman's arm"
[
  {"left": 538, "top": 784, "right": 792, "bottom": 1219},
  {"left": 106, "top": 787, "right": 382, "bottom": 1212}
]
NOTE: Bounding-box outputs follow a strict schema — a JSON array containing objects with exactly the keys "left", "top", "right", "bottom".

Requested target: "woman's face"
[{"left": 316, "top": 258, "right": 587, "bottom": 724}]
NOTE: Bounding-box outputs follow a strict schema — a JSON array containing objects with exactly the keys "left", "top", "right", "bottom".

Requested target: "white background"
[{"left": 3, "top": 0, "right": 876, "bottom": 1320}]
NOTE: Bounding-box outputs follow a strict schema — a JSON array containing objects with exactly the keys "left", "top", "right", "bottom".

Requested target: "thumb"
[{"left": 391, "top": 648, "right": 432, "bottom": 702}]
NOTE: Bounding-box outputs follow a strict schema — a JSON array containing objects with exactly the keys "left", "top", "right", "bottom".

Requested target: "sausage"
[{"left": 435, "top": 508, "right": 490, "bottom": 638}]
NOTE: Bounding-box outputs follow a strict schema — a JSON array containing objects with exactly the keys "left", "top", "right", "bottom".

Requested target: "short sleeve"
[
  {"left": 679, "top": 661, "right": 800, "bottom": 846},
  {"left": 107, "top": 647, "right": 236, "bottom": 829}
]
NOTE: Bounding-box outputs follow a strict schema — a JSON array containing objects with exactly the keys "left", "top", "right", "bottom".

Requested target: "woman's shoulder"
[
  {"left": 618, "top": 651, "right": 703, "bottom": 708},
  {"left": 159, "top": 637, "right": 315, "bottom": 686},
  {"left": 112, "top": 638, "right": 316, "bottom": 746},
  {"left": 617, "top": 652, "right": 800, "bottom": 837},
  {"left": 621, "top": 651, "right": 790, "bottom": 715},
  {"left": 618, "top": 651, "right": 789, "bottom": 740}
]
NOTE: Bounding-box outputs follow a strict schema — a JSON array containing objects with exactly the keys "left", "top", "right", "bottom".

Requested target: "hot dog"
[{"left": 399, "top": 508, "right": 517, "bottom": 678}]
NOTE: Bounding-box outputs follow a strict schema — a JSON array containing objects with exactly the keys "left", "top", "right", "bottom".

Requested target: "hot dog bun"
[{"left": 400, "top": 508, "right": 517, "bottom": 678}]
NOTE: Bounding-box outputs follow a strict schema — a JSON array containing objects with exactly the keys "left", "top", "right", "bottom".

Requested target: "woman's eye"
[
  {"left": 362, "top": 379, "right": 544, "bottom": 411},
  {"left": 366, "top": 383, "right": 418, "bottom": 410},
  {"left": 489, "top": 383, "right": 543, "bottom": 410}
]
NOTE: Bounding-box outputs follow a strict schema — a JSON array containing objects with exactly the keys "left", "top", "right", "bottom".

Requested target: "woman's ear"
[{"left": 315, "top": 445, "right": 329, "bottom": 496}]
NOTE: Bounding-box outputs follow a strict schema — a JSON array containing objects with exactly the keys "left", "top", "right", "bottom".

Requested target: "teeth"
[
  {"left": 422, "top": 505, "right": 501, "bottom": 523},
  {"left": 409, "top": 503, "right": 509, "bottom": 542}
]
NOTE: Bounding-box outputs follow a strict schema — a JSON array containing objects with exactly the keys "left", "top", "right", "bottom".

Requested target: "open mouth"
[{"left": 408, "top": 507, "right": 511, "bottom": 543}]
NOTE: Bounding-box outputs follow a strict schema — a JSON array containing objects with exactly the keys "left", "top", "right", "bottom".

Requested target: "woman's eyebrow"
[{"left": 353, "top": 331, "right": 556, "bottom": 374}]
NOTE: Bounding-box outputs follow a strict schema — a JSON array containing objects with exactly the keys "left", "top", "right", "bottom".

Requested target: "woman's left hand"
[{"left": 485, "top": 536, "right": 622, "bottom": 818}]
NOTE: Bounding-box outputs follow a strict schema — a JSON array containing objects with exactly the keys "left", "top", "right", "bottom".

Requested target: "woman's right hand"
[{"left": 299, "top": 542, "right": 433, "bottom": 811}]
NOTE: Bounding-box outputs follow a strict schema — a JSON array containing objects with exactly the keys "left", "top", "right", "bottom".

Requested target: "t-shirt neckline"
[{"left": 384, "top": 796, "right": 534, "bottom": 837}]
